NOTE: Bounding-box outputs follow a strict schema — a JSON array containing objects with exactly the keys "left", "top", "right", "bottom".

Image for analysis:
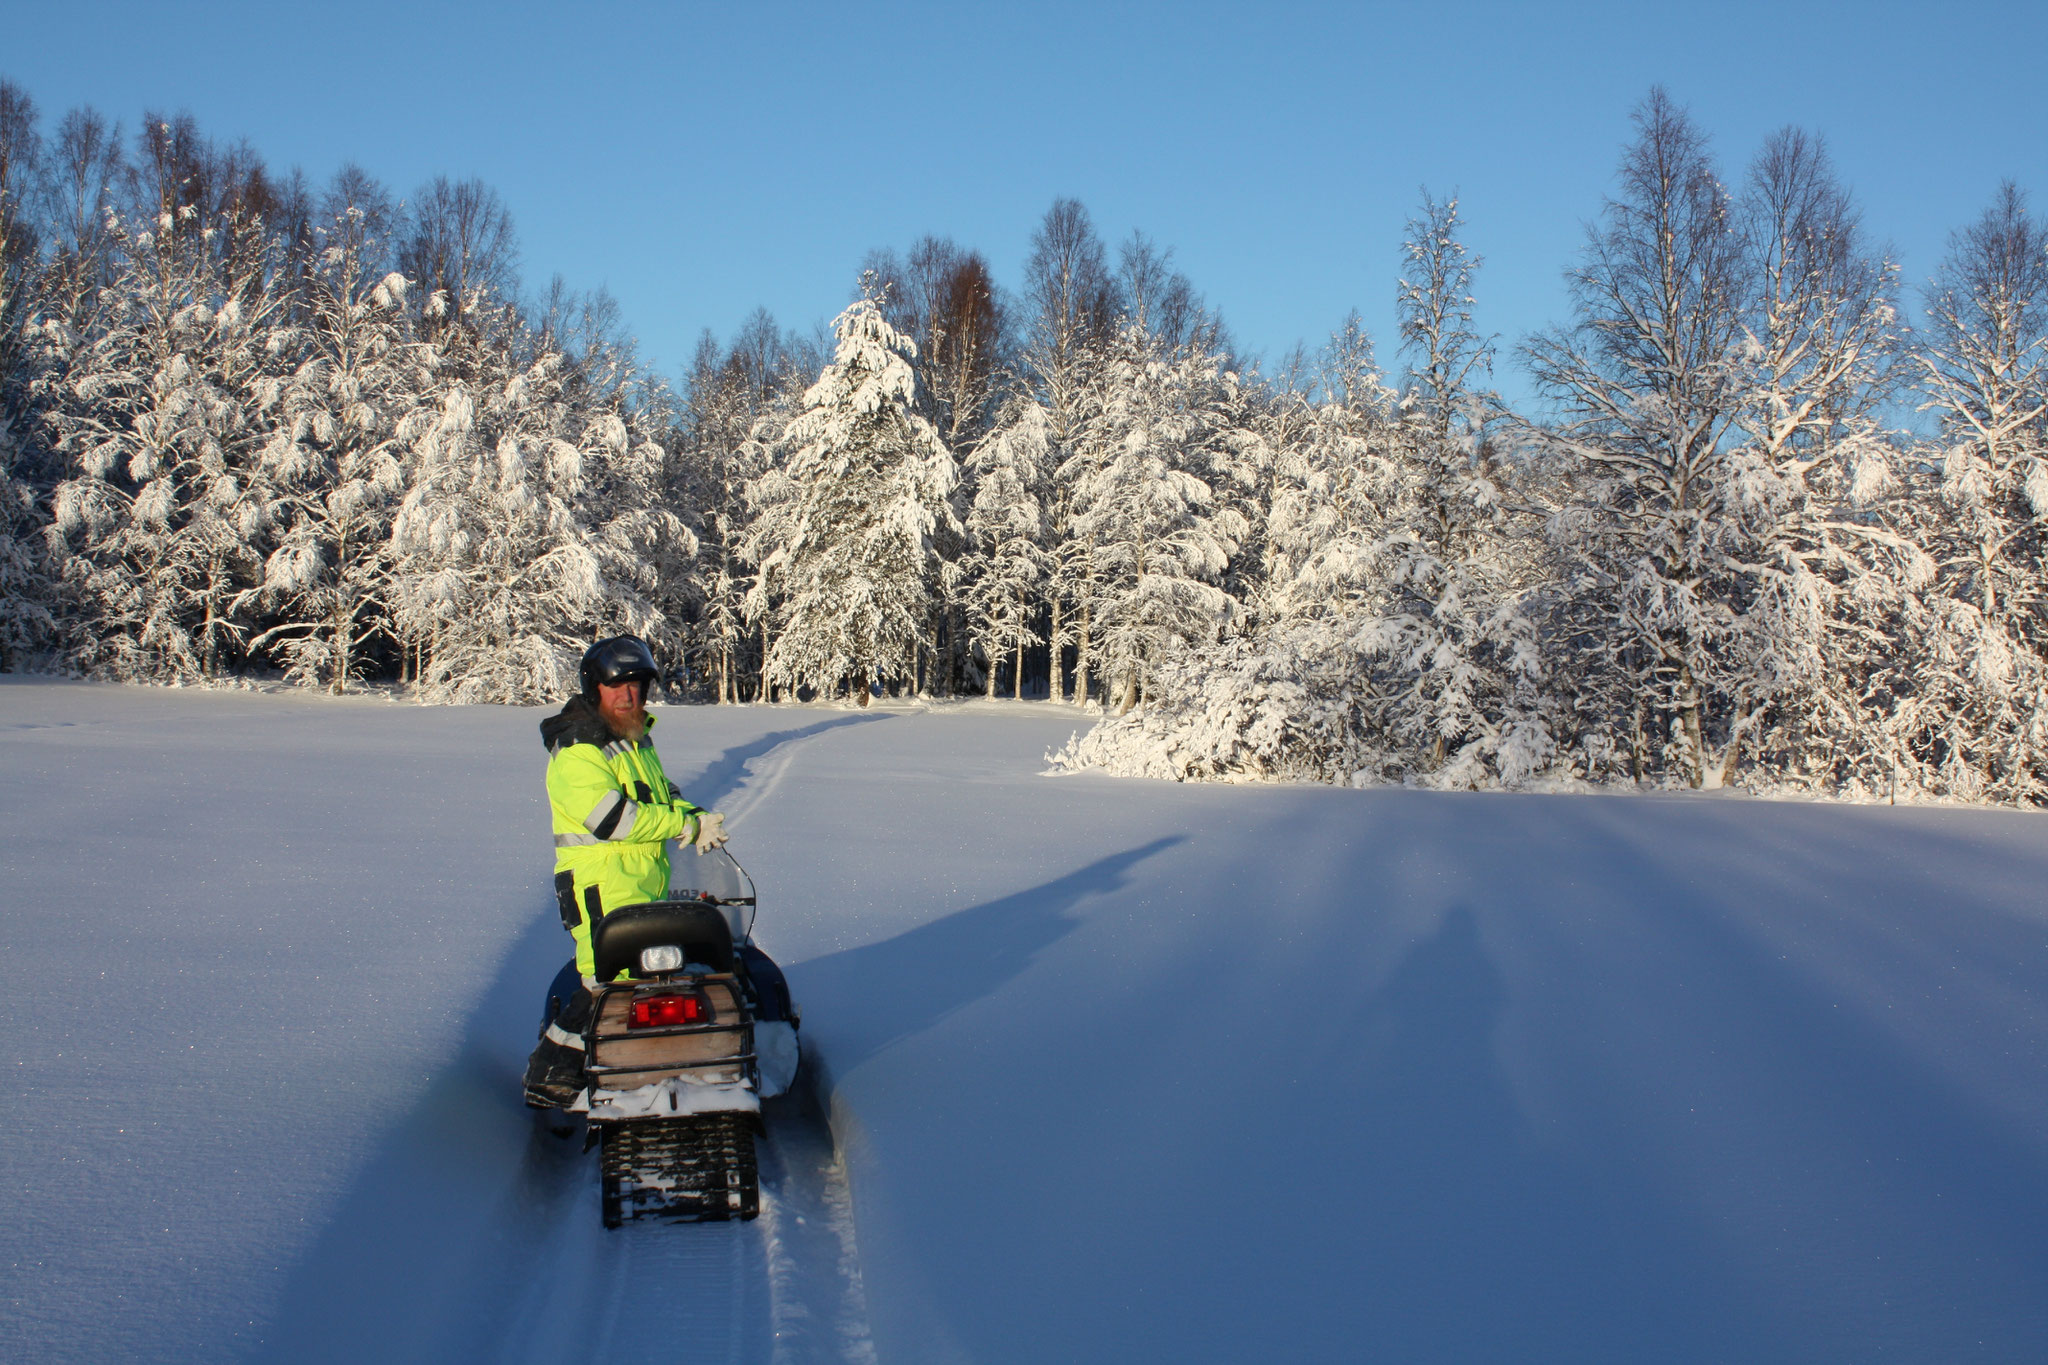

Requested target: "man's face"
[{"left": 596, "top": 677, "right": 647, "bottom": 737}]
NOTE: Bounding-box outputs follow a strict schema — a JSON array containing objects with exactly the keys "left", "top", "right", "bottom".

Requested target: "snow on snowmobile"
[{"left": 536, "top": 845, "right": 801, "bottom": 1228}]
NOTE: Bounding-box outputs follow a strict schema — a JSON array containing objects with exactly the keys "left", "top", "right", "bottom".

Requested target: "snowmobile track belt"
[{"left": 599, "top": 1112, "right": 759, "bottom": 1228}]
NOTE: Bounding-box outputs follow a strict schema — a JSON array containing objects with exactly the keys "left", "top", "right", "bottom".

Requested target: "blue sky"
[{"left": 8, "top": 1, "right": 2047, "bottom": 406}]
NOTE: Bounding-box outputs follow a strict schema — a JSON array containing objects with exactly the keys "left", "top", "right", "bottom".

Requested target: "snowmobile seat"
[{"left": 591, "top": 900, "right": 737, "bottom": 980}]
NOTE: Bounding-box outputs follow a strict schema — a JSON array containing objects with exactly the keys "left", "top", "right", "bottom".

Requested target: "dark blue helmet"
[{"left": 580, "top": 635, "right": 659, "bottom": 699}]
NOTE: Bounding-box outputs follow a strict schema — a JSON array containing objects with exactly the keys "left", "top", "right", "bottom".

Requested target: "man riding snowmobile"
[{"left": 523, "top": 635, "right": 729, "bottom": 1107}]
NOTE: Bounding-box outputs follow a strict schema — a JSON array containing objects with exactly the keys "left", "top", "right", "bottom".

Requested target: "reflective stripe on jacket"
[{"left": 542, "top": 703, "right": 701, "bottom": 978}]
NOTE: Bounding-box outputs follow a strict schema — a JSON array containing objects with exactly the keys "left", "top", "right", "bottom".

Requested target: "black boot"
[
  {"left": 523, "top": 1032, "right": 586, "bottom": 1108},
  {"left": 525, "top": 978, "right": 595, "bottom": 1108}
]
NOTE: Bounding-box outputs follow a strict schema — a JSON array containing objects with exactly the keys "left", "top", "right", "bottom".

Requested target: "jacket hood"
[
  {"left": 539, "top": 694, "right": 658, "bottom": 752},
  {"left": 540, "top": 694, "right": 612, "bottom": 752}
]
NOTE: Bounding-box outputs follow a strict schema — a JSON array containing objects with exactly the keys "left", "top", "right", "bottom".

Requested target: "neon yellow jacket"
[{"left": 541, "top": 697, "right": 702, "bottom": 978}]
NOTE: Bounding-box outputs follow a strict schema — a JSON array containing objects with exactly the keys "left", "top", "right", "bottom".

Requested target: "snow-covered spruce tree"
[
  {"left": 1254, "top": 316, "right": 1391, "bottom": 619},
  {"left": 1355, "top": 193, "right": 1551, "bottom": 785},
  {"left": 1059, "top": 323, "right": 1254, "bottom": 714},
  {"left": 1061, "top": 199, "right": 1556, "bottom": 795},
  {"left": 38, "top": 208, "right": 292, "bottom": 681},
  {"left": 752, "top": 288, "right": 960, "bottom": 705},
  {"left": 1163, "top": 196, "right": 1551, "bottom": 790},
  {"left": 1900, "top": 182, "right": 2048, "bottom": 803},
  {"left": 251, "top": 202, "right": 430, "bottom": 693},
  {"left": 962, "top": 398, "right": 1053, "bottom": 697}
]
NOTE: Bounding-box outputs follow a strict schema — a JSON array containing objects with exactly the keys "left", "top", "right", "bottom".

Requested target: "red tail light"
[{"left": 630, "top": 993, "right": 709, "bottom": 1029}]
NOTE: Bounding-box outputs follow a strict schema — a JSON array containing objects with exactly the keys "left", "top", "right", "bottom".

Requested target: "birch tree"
[
  {"left": 1906, "top": 182, "right": 2048, "bottom": 800},
  {"left": 1019, "top": 199, "right": 1120, "bottom": 701},
  {"left": 1522, "top": 89, "right": 1760, "bottom": 787},
  {"left": 1726, "top": 129, "right": 1915, "bottom": 789}
]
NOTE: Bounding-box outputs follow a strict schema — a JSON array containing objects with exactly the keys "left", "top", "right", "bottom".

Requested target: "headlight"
[{"left": 639, "top": 944, "right": 684, "bottom": 974}]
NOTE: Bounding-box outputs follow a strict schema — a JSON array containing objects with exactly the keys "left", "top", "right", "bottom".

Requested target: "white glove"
[{"left": 693, "top": 811, "right": 728, "bottom": 853}]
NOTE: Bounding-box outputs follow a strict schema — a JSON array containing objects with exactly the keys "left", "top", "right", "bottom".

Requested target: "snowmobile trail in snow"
[
  {"left": 683, "top": 709, "right": 884, "bottom": 1362},
  {"left": 680, "top": 712, "right": 891, "bottom": 816},
  {"left": 248, "top": 713, "right": 885, "bottom": 1363},
  {"left": 504, "top": 711, "right": 884, "bottom": 1364},
  {"left": 494, "top": 711, "right": 884, "bottom": 1364},
  {"left": 758, "top": 1080, "right": 878, "bottom": 1365}
]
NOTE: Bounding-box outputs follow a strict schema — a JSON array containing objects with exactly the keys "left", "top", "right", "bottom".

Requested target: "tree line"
[{"left": 1, "top": 81, "right": 2042, "bottom": 803}]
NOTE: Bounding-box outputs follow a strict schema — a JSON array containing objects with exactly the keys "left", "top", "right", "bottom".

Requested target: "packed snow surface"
[{"left": 3, "top": 678, "right": 2046, "bottom": 1363}]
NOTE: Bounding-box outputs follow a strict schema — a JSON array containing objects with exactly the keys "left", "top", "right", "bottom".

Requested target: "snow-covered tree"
[
  {"left": 0, "top": 416, "right": 55, "bottom": 669},
  {"left": 678, "top": 333, "right": 749, "bottom": 700},
  {"left": 1060, "top": 324, "right": 1255, "bottom": 713},
  {"left": 1256, "top": 317, "right": 1392, "bottom": 615},
  {"left": 38, "top": 208, "right": 291, "bottom": 680},
  {"left": 1900, "top": 182, "right": 2048, "bottom": 801},
  {"left": 962, "top": 398, "right": 1053, "bottom": 696},
  {"left": 389, "top": 304, "right": 685, "bottom": 703},
  {"left": 736, "top": 395, "right": 803, "bottom": 702},
  {"left": 0, "top": 80, "right": 42, "bottom": 443},
  {"left": 752, "top": 288, "right": 960, "bottom": 704},
  {"left": 1061, "top": 197, "right": 1555, "bottom": 789},
  {"left": 1721, "top": 129, "right": 1916, "bottom": 792},
  {"left": 251, "top": 201, "right": 430, "bottom": 693},
  {"left": 391, "top": 333, "right": 571, "bottom": 701},
  {"left": 0, "top": 86, "right": 56, "bottom": 669},
  {"left": 685, "top": 312, "right": 805, "bottom": 702},
  {"left": 1019, "top": 199, "right": 1120, "bottom": 702},
  {"left": 1522, "top": 90, "right": 1780, "bottom": 788},
  {"left": 1352, "top": 193, "right": 1554, "bottom": 785},
  {"left": 1057, "top": 319, "right": 1399, "bottom": 782}
]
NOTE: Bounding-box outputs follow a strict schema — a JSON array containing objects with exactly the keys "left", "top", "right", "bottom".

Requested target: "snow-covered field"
[{"left": 3, "top": 677, "right": 2046, "bottom": 1364}]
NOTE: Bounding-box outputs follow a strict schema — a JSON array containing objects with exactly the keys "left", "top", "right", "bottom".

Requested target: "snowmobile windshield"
[{"left": 664, "top": 844, "right": 757, "bottom": 944}]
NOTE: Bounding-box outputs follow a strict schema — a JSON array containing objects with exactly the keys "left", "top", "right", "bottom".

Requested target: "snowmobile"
[{"left": 536, "top": 846, "right": 801, "bottom": 1228}]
